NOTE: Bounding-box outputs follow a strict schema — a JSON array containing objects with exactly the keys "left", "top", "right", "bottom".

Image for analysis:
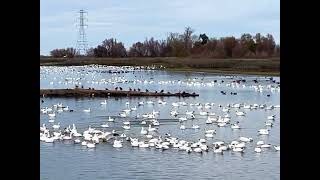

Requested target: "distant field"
[{"left": 40, "top": 57, "right": 280, "bottom": 76}]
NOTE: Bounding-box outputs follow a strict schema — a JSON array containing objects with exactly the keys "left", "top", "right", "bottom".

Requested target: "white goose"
[
  {"left": 63, "top": 133, "right": 72, "bottom": 140},
  {"left": 120, "top": 112, "right": 127, "bottom": 117},
  {"left": 130, "top": 106, "right": 137, "bottom": 111},
  {"left": 205, "top": 133, "right": 214, "bottom": 138},
  {"left": 254, "top": 147, "right": 262, "bottom": 153},
  {"left": 146, "top": 134, "right": 153, "bottom": 139},
  {"left": 213, "top": 147, "right": 223, "bottom": 153},
  {"left": 152, "top": 120, "right": 160, "bottom": 126},
  {"left": 257, "top": 141, "right": 264, "bottom": 145},
  {"left": 113, "top": 140, "right": 123, "bottom": 148},
  {"left": 81, "top": 141, "right": 87, "bottom": 146},
  {"left": 261, "top": 144, "right": 272, "bottom": 148},
  {"left": 48, "top": 113, "right": 56, "bottom": 118},
  {"left": 101, "top": 123, "right": 109, "bottom": 128},
  {"left": 199, "top": 111, "right": 208, "bottom": 116},
  {"left": 140, "top": 127, "right": 148, "bottom": 135},
  {"left": 86, "top": 142, "right": 96, "bottom": 148},
  {"left": 100, "top": 100, "right": 107, "bottom": 105},
  {"left": 52, "top": 123, "right": 60, "bottom": 129},
  {"left": 217, "top": 122, "right": 227, "bottom": 127},
  {"left": 40, "top": 124, "right": 47, "bottom": 132},
  {"left": 232, "top": 147, "right": 244, "bottom": 152},
  {"left": 146, "top": 101, "right": 154, "bottom": 105},
  {"left": 231, "top": 122, "right": 240, "bottom": 129},
  {"left": 148, "top": 124, "right": 156, "bottom": 132},
  {"left": 108, "top": 116, "right": 114, "bottom": 122},
  {"left": 83, "top": 108, "right": 91, "bottom": 113},
  {"left": 193, "top": 147, "right": 203, "bottom": 153},
  {"left": 239, "top": 137, "right": 253, "bottom": 142},
  {"left": 179, "top": 117, "right": 187, "bottom": 122},
  {"left": 192, "top": 125, "right": 200, "bottom": 129},
  {"left": 206, "top": 129, "right": 216, "bottom": 134},
  {"left": 267, "top": 115, "right": 276, "bottom": 120},
  {"left": 139, "top": 141, "right": 149, "bottom": 148},
  {"left": 122, "top": 125, "right": 130, "bottom": 130},
  {"left": 180, "top": 125, "right": 186, "bottom": 130},
  {"left": 265, "top": 121, "right": 273, "bottom": 127},
  {"left": 274, "top": 145, "right": 280, "bottom": 151},
  {"left": 236, "top": 111, "right": 245, "bottom": 116},
  {"left": 131, "top": 139, "right": 139, "bottom": 147},
  {"left": 258, "top": 129, "right": 269, "bottom": 135},
  {"left": 170, "top": 110, "right": 178, "bottom": 116}
]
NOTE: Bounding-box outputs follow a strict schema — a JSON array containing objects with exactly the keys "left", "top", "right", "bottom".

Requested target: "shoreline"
[{"left": 40, "top": 57, "right": 280, "bottom": 76}]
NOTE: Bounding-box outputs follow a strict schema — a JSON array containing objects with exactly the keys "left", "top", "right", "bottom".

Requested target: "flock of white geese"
[
  {"left": 40, "top": 99, "right": 280, "bottom": 154},
  {"left": 41, "top": 65, "right": 280, "bottom": 154},
  {"left": 40, "top": 66, "right": 280, "bottom": 94}
]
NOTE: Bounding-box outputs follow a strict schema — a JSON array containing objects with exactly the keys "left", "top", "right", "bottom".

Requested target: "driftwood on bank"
[{"left": 40, "top": 88, "right": 199, "bottom": 97}]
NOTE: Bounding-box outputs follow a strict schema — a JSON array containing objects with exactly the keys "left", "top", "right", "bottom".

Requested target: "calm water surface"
[{"left": 40, "top": 65, "right": 280, "bottom": 180}]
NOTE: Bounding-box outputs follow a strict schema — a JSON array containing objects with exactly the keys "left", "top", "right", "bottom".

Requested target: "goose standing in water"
[
  {"left": 148, "top": 124, "right": 157, "bottom": 132},
  {"left": 140, "top": 127, "right": 148, "bottom": 135},
  {"left": 40, "top": 124, "right": 47, "bottom": 132},
  {"left": 100, "top": 100, "right": 107, "bottom": 105}
]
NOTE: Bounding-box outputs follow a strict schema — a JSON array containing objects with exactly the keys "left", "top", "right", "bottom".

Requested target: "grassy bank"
[{"left": 40, "top": 57, "right": 280, "bottom": 76}]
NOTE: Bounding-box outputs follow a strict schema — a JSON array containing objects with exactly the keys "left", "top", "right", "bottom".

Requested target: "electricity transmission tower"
[{"left": 76, "top": 9, "right": 88, "bottom": 55}]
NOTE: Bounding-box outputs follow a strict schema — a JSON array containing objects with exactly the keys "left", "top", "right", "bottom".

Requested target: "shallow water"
[{"left": 40, "top": 65, "right": 280, "bottom": 180}]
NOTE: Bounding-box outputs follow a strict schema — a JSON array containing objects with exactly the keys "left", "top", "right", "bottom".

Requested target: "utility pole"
[{"left": 76, "top": 9, "right": 88, "bottom": 56}]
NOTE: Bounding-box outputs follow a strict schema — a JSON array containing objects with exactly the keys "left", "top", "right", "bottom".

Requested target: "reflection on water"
[{"left": 40, "top": 66, "right": 280, "bottom": 180}]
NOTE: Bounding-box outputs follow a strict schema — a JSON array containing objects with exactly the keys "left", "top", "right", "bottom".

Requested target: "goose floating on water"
[
  {"left": 274, "top": 145, "right": 280, "bottom": 151},
  {"left": 83, "top": 108, "right": 91, "bottom": 113}
]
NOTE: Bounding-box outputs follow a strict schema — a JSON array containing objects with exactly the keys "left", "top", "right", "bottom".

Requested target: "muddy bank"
[{"left": 40, "top": 88, "right": 199, "bottom": 97}]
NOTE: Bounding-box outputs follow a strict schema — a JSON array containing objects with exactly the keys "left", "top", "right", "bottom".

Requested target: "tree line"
[{"left": 50, "top": 27, "right": 279, "bottom": 58}]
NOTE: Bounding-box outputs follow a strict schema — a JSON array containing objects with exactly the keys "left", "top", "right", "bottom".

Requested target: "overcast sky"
[{"left": 40, "top": 0, "right": 280, "bottom": 55}]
